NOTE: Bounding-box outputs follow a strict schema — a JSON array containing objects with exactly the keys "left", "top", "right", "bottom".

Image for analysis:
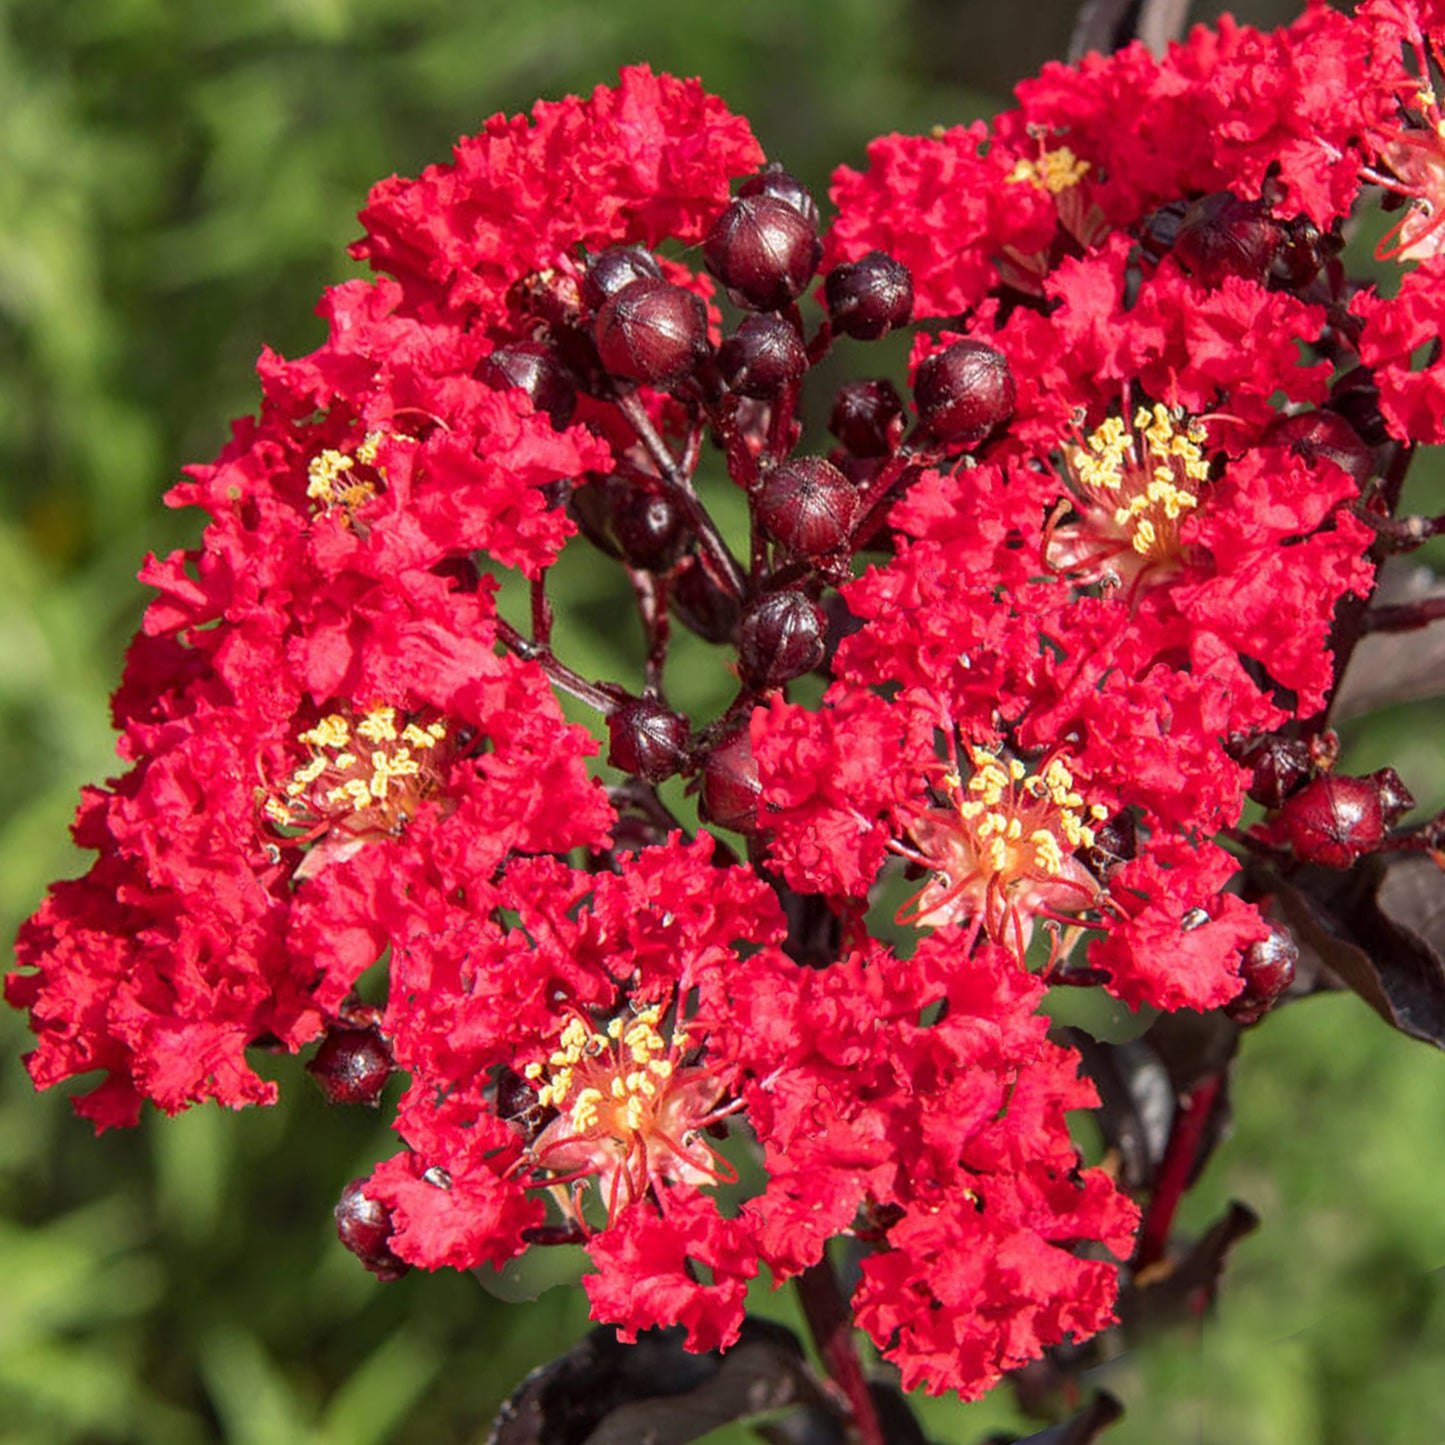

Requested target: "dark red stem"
[
  {"left": 495, "top": 618, "right": 621, "bottom": 715},
  {"left": 613, "top": 389, "right": 747, "bottom": 599},
  {"left": 1362, "top": 596, "right": 1445, "bottom": 632},
  {"left": 1134, "top": 1074, "right": 1223, "bottom": 1270},
  {"left": 794, "top": 1258, "right": 887, "bottom": 1445}
]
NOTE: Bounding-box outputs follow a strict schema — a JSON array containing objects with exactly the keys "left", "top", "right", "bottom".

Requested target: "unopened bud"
[
  {"left": 699, "top": 724, "right": 763, "bottom": 833},
  {"left": 607, "top": 699, "right": 691, "bottom": 784},
  {"left": 1225, "top": 921, "right": 1299, "bottom": 1024},
  {"left": 480, "top": 343, "right": 577, "bottom": 430},
  {"left": 829, "top": 378, "right": 906, "bottom": 458},
  {"left": 914, "top": 340, "right": 1015, "bottom": 448},
  {"left": 1173, "top": 192, "right": 1282, "bottom": 287},
  {"left": 718, "top": 314, "right": 808, "bottom": 398},
  {"left": 824, "top": 251, "right": 913, "bottom": 340},
  {"left": 595, "top": 278, "right": 709, "bottom": 387},
  {"left": 335, "top": 1178, "right": 409, "bottom": 1281},
  {"left": 739, "top": 591, "right": 827, "bottom": 690},
  {"left": 704, "top": 196, "right": 821, "bottom": 311},
  {"left": 307, "top": 1025, "right": 393, "bottom": 1107},
  {"left": 737, "top": 163, "right": 820, "bottom": 230},
  {"left": 757, "top": 456, "right": 859, "bottom": 556},
  {"left": 583, "top": 245, "right": 665, "bottom": 314}
]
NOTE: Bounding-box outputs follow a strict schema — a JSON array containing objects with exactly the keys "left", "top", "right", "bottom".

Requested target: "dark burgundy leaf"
[
  {"left": 1268, "top": 857, "right": 1445, "bottom": 1049},
  {"left": 1057, "top": 1029, "right": 1174, "bottom": 1191},
  {"left": 487, "top": 1320, "right": 831, "bottom": 1445},
  {"left": 1117, "top": 1201, "right": 1260, "bottom": 1334},
  {"left": 981, "top": 1392, "right": 1124, "bottom": 1444}
]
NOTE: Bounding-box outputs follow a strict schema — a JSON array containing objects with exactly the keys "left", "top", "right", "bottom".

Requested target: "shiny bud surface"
[
  {"left": 913, "top": 340, "right": 1015, "bottom": 447},
  {"left": 739, "top": 590, "right": 827, "bottom": 690},
  {"left": 757, "top": 456, "right": 859, "bottom": 556},
  {"left": 595, "top": 278, "right": 709, "bottom": 387}
]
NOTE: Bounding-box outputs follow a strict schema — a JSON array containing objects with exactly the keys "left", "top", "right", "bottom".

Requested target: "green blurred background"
[{"left": 4, "top": 0, "right": 1445, "bottom": 1441}]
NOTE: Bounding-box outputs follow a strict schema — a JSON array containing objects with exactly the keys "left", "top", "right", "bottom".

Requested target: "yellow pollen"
[
  {"left": 268, "top": 704, "right": 452, "bottom": 839},
  {"left": 1006, "top": 146, "right": 1091, "bottom": 194}
]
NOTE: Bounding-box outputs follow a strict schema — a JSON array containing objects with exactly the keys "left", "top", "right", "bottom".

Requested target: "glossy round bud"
[
  {"left": 1173, "top": 192, "right": 1282, "bottom": 287},
  {"left": 1225, "top": 921, "right": 1300, "bottom": 1024},
  {"left": 824, "top": 251, "right": 913, "bottom": 340},
  {"left": 739, "top": 591, "right": 827, "bottom": 690},
  {"left": 1327, "top": 367, "right": 1390, "bottom": 447},
  {"left": 829, "top": 378, "right": 906, "bottom": 458},
  {"left": 1229, "top": 734, "right": 1314, "bottom": 811},
  {"left": 1270, "top": 773, "right": 1397, "bottom": 869},
  {"left": 757, "top": 456, "right": 859, "bottom": 556},
  {"left": 307, "top": 1025, "right": 393, "bottom": 1107},
  {"left": 335, "top": 1178, "right": 409, "bottom": 1281},
  {"left": 480, "top": 342, "right": 577, "bottom": 430},
  {"left": 1265, "top": 411, "right": 1372, "bottom": 488},
  {"left": 607, "top": 699, "right": 690, "bottom": 784},
  {"left": 612, "top": 484, "right": 690, "bottom": 572},
  {"left": 737, "top": 163, "right": 820, "bottom": 230},
  {"left": 582, "top": 245, "right": 664, "bottom": 314},
  {"left": 595, "top": 278, "right": 709, "bottom": 387},
  {"left": 698, "top": 724, "right": 763, "bottom": 834},
  {"left": 718, "top": 314, "right": 808, "bottom": 398},
  {"left": 913, "top": 340, "right": 1015, "bottom": 447},
  {"left": 704, "top": 196, "right": 821, "bottom": 311},
  {"left": 671, "top": 552, "right": 742, "bottom": 644}
]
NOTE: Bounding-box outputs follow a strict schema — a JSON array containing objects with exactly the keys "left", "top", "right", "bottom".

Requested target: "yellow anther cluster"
[
  {"left": 265, "top": 706, "right": 447, "bottom": 829},
  {"left": 1068, "top": 404, "right": 1210, "bottom": 559},
  {"left": 523, "top": 1003, "right": 681, "bottom": 1138},
  {"left": 1006, "top": 146, "right": 1091, "bottom": 195},
  {"left": 956, "top": 747, "right": 1104, "bottom": 879},
  {"left": 306, "top": 430, "right": 395, "bottom": 511}
]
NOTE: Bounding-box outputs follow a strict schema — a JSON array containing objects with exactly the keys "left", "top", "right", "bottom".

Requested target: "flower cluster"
[{"left": 8, "top": 1, "right": 1439, "bottom": 1412}]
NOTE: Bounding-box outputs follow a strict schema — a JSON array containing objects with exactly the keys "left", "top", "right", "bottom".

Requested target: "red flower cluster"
[{"left": 8, "top": 2, "right": 1436, "bottom": 1407}]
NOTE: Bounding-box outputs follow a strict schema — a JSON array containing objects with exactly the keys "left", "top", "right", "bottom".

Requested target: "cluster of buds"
[{"left": 10, "top": 3, "right": 1445, "bottom": 1431}]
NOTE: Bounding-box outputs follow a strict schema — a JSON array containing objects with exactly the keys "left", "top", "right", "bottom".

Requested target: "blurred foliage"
[{"left": 3, "top": 0, "right": 1445, "bottom": 1442}]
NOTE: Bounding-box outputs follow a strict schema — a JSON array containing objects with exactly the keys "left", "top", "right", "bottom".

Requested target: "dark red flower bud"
[
  {"left": 739, "top": 590, "right": 827, "bottom": 690},
  {"left": 1173, "top": 192, "right": 1282, "bottom": 286},
  {"left": 595, "top": 278, "right": 709, "bottom": 387},
  {"left": 671, "top": 552, "right": 742, "bottom": 644},
  {"left": 698, "top": 723, "right": 763, "bottom": 834},
  {"left": 757, "top": 456, "right": 859, "bottom": 556},
  {"left": 737, "top": 163, "right": 820, "bottom": 230},
  {"left": 829, "top": 378, "right": 906, "bottom": 458},
  {"left": 479, "top": 342, "right": 577, "bottom": 430},
  {"left": 307, "top": 1025, "right": 393, "bottom": 1107},
  {"left": 1270, "top": 773, "right": 1394, "bottom": 868},
  {"left": 570, "top": 477, "right": 690, "bottom": 570},
  {"left": 1228, "top": 734, "right": 1314, "bottom": 811},
  {"left": 582, "top": 245, "right": 664, "bottom": 313},
  {"left": 717, "top": 314, "right": 808, "bottom": 398},
  {"left": 704, "top": 196, "right": 821, "bottom": 311},
  {"left": 1327, "top": 367, "right": 1390, "bottom": 447},
  {"left": 824, "top": 251, "right": 913, "bottom": 340},
  {"left": 914, "top": 340, "right": 1015, "bottom": 447},
  {"left": 1225, "top": 920, "right": 1299, "bottom": 1024},
  {"left": 1264, "top": 411, "right": 1372, "bottom": 488},
  {"left": 607, "top": 699, "right": 690, "bottom": 784},
  {"left": 335, "top": 1178, "right": 409, "bottom": 1281},
  {"left": 611, "top": 484, "right": 690, "bottom": 572}
]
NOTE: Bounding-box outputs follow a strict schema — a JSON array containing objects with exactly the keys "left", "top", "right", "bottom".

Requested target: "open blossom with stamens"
[
  {"left": 357, "top": 834, "right": 787, "bottom": 1352},
  {"left": 894, "top": 747, "right": 1106, "bottom": 954}
]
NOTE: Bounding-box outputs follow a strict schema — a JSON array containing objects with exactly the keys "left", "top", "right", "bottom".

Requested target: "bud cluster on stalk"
[{"left": 472, "top": 158, "right": 1020, "bottom": 840}]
